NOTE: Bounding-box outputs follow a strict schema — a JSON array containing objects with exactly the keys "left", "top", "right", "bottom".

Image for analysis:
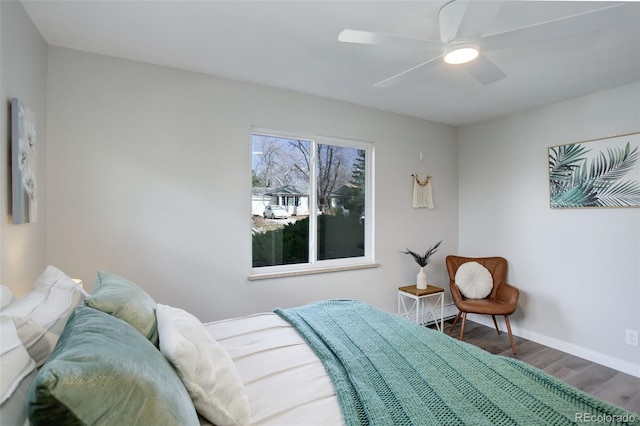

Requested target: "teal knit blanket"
[{"left": 275, "top": 300, "right": 638, "bottom": 426}]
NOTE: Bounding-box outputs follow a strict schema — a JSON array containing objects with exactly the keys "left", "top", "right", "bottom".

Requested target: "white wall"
[
  {"left": 45, "top": 47, "right": 459, "bottom": 321},
  {"left": 13, "top": 0, "right": 636, "bottom": 377},
  {"left": 0, "top": 1, "right": 48, "bottom": 294},
  {"left": 459, "top": 82, "right": 640, "bottom": 376}
]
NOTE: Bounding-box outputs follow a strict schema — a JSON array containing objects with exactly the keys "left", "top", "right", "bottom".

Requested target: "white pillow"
[
  {"left": 0, "top": 265, "right": 88, "bottom": 366},
  {"left": 156, "top": 304, "right": 251, "bottom": 426},
  {"left": 455, "top": 261, "right": 493, "bottom": 299},
  {"left": 0, "top": 316, "right": 36, "bottom": 426},
  {"left": 0, "top": 286, "right": 15, "bottom": 310}
]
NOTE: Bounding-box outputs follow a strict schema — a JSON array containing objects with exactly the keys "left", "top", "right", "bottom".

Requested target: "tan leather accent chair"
[{"left": 446, "top": 255, "right": 519, "bottom": 354}]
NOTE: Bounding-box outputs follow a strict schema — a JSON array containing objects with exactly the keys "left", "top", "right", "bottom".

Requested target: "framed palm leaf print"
[{"left": 548, "top": 132, "right": 640, "bottom": 208}]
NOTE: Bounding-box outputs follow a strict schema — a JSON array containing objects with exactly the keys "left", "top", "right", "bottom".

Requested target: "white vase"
[{"left": 417, "top": 267, "right": 428, "bottom": 289}]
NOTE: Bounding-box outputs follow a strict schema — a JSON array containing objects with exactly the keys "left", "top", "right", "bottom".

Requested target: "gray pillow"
[
  {"left": 85, "top": 270, "right": 159, "bottom": 346},
  {"left": 26, "top": 306, "right": 198, "bottom": 426}
]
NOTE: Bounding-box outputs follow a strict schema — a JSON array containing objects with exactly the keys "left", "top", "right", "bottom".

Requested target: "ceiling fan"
[{"left": 338, "top": 1, "right": 625, "bottom": 87}]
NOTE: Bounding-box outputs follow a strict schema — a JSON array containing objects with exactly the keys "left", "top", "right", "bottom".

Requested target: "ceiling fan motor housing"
[
  {"left": 439, "top": 0, "right": 466, "bottom": 43},
  {"left": 439, "top": 1, "right": 480, "bottom": 64}
]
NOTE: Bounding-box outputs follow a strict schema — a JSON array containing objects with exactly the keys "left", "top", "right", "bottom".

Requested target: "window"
[{"left": 251, "top": 129, "right": 374, "bottom": 277}]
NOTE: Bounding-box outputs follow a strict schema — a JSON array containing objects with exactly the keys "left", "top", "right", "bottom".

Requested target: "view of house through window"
[{"left": 251, "top": 131, "right": 371, "bottom": 270}]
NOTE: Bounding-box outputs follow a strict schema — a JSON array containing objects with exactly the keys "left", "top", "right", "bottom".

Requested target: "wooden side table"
[{"left": 397, "top": 284, "right": 445, "bottom": 331}]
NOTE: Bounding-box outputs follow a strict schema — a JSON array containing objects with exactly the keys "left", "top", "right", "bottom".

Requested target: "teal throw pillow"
[
  {"left": 85, "top": 270, "right": 159, "bottom": 346},
  {"left": 26, "top": 306, "right": 198, "bottom": 426}
]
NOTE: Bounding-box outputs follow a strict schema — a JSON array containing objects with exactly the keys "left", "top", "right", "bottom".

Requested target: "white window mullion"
[
  {"left": 364, "top": 145, "right": 374, "bottom": 259},
  {"left": 308, "top": 139, "right": 318, "bottom": 264}
]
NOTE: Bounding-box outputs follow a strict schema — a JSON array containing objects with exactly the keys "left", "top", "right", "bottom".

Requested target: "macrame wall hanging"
[{"left": 412, "top": 174, "right": 434, "bottom": 209}]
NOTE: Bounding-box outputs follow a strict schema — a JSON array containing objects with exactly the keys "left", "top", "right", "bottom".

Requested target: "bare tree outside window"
[
  {"left": 252, "top": 136, "right": 308, "bottom": 188},
  {"left": 289, "top": 141, "right": 353, "bottom": 213}
]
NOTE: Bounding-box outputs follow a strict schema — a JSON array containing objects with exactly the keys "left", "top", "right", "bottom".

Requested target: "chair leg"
[
  {"left": 504, "top": 316, "right": 517, "bottom": 355},
  {"left": 492, "top": 315, "right": 501, "bottom": 335},
  {"left": 459, "top": 312, "right": 467, "bottom": 341},
  {"left": 450, "top": 311, "right": 462, "bottom": 333}
]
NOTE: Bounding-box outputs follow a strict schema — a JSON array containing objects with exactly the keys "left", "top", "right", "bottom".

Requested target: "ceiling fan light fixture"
[{"left": 443, "top": 44, "right": 479, "bottom": 65}]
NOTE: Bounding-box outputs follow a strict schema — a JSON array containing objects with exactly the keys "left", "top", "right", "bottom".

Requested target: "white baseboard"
[
  {"left": 467, "top": 314, "right": 640, "bottom": 378},
  {"left": 405, "top": 305, "right": 640, "bottom": 378}
]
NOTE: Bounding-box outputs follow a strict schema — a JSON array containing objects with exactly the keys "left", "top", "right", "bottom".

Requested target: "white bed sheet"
[{"left": 203, "top": 313, "right": 344, "bottom": 426}]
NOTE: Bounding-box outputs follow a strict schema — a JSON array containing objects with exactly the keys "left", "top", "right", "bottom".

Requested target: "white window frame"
[{"left": 249, "top": 128, "right": 377, "bottom": 280}]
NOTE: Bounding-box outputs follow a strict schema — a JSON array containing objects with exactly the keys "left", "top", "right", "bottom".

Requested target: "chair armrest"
[
  {"left": 495, "top": 282, "right": 519, "bottom": 305},
  {"left": 449, "top": 280, "right": 464, "bottom": 304}
]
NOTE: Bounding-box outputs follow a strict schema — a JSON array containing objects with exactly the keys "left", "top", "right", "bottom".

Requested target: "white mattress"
[{"left": 203, "top": 313, "right": 344, "bottom": 426}]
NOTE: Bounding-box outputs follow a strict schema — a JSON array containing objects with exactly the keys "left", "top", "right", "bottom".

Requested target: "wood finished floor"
[{"left": 431, "top": 319, "right": 640, "bottom": 415}]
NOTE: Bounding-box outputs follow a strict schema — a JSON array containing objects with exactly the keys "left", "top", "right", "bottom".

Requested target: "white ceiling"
[{"left": 20, "top": 1, "right": 640, "bottom": 126}]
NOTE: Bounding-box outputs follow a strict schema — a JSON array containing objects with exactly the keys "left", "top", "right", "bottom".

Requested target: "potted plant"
[{"left": 403, "top": 240, "right": 442, "bottom": 289}]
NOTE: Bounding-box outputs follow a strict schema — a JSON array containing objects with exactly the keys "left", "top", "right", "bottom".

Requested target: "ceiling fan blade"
[
  {"left": 464, "top": 53, "right": 506, "bottom": 85},
  {"left": 338, "top": 29, "right": 443, "bottom": 50},
  {"left": 480, "top": 3, "right": 625, "bottom": 52},
  {"left": 373, "top": 56, "right": 441, "bottom": 88},
  {"left": 455, "top": 1, "right": 504, "bottom": 40}
]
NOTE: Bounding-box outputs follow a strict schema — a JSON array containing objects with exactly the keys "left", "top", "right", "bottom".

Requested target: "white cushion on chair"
[{"left": 455, "top": 261, "right": 493, "bottom": 299}]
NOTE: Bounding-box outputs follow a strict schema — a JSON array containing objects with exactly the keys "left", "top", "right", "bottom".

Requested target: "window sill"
[{"left": 248, "top": 262, "right": 380, "bottom": 281}]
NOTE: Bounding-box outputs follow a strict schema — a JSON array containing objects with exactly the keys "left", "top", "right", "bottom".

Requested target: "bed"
[{"left": 1, "top": 267, "right": 638, "bottom": 426}]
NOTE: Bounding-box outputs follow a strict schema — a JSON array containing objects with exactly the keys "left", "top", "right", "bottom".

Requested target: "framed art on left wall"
[{"left": 11, "top": 98, "right": 37, "bottom": 223}]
